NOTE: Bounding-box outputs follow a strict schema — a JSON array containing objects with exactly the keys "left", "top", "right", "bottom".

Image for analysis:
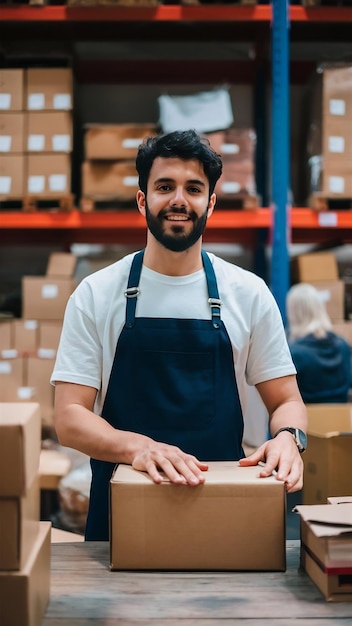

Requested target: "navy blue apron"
[{"left": 85, "top": 250, "right": 244, "bottom": 540}]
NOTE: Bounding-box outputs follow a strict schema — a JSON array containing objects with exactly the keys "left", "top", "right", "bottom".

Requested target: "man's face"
[{"left": 142, "top": 157, "right": 213, "bottom": 252}]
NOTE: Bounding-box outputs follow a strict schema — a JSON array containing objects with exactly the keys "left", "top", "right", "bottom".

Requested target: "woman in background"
[{"left": 286, "top": 283, "right": 352, "bottom": 404}]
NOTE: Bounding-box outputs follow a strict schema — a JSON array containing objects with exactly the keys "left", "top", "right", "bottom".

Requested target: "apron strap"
[
  {"left": 125, "top": 249, "right": 222, "bottom": 329},
  {"left": 124, "top": 250, "right": 144, "bottom": 328},
  {"left": 201, "top": 250, "right": 222, "bottom": 329}
]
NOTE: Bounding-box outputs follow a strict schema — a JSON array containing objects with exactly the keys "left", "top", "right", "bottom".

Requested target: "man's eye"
[
  {"left": 158, "top": 185, "right": 171, "bottom": 192},
  {"left": 188, "top": 187, "right": 201, "bottom": 194}
]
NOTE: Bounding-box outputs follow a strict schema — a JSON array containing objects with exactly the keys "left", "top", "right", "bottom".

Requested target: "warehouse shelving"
[{"left": 2, "top": 4, "right": 352, "bottom": 300}]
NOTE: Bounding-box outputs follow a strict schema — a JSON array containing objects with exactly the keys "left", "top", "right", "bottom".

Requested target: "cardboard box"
[
  {"left": 26, "top": 111, "right": 72, "bottom": 153},
  {"left": 322, "top": 160, "right": 352, "bottom": 197},
  {"left": 26, "top": 67, "right": 73, "bottom": 111},
  {"left": 205, "top": 128, "right": 256, "bottom": 161},
  {"left": 332, "top": 322, "right": 352, "bottom": 346},
  {"left": 0, "top": 112, "right": 25, "bottom": 153},
  {"left": 303, "top": 404, "right": 352, "bottom": 505},
  {"left": 0, "top": 320, "right": 13, "bottom": 351},
  {"left": 215, "top": 158, "right": 256, "bottom": 199},
  {"left": 296, "top": 503, "right": 352, "bottom": 601},
  {"left": 26, "top": 356, "right": 56, "bottom": 427},
  {"left": 310, "top": 280, "right": 345, "bottom": 322},
  {"left": 0, "top": 357, "right": 25, "bottom": 403},
  {"left": 38, "top": 320, "right": 62, "bottom": 351},
  {"left": 0, "top": 402, "right": 41, "bottom": 496},
  {"left": 12, "top": 320, "right": 39, "bottom": 353},
  {"left": 323, "top": 65, "right": 352, "bottom": 124},
  {"left": 0, "top": 476, "right": 40, "bottom": 570},
  {"left": 82, "top": 159, "right": 139, "bottom": 200},
  {"left": 46, "top": 251, "right": 76, "bottom": 277},
  {"left": 22, "top": 276, "right": 75, "bottom": 320},
  {"left": 84, "top": 123, "right": 157, "bottom": 160},
  {"left": 291, "top": 252, "right": 339, "bottom": 283},
  {"left": 0, "top": 154, "right": 25, "bottom": 198},
  {"left": 328, "top": 496, "right": 352, "bottom": 504},
  {"left": 323, "top": 118, "right": 352, "bottom": 161},
  {"left": 0, "top": 69, "right": 24, "bottom": 111},
  {"left": 26, "top": 153, "right": 71, "bottom": 197},
  {"left": 110, "top": 462, "right": 286, "bottom": 571},
  {"left": 0, "top": 522, "right": 51, "bottom": 626}
]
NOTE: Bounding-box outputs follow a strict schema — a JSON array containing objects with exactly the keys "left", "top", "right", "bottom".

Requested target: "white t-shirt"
[{"left": 51, "top": 252, "right": 296, "bottom": 417}]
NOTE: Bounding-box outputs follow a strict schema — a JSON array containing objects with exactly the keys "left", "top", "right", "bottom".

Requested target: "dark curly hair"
[{"left": 136, "top": 129, "right": 223, "bottom": 198}]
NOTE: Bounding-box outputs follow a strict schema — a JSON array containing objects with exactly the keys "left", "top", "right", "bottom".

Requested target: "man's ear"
[
  {"left": 207, "top": 193, "right": 216, "bottom": 218},
  {"left": 136, "top": 190, "right": 146, "bottom": 216}
]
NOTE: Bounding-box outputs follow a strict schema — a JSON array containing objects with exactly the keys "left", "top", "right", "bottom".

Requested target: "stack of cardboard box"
[
  {"left": 307, "top": 64, "right": 352, "bottom": 199},
  {"left": 295, "top": 497, "right": 352, "bottom": 602},
  {"left": 0, "top": 67, "right": 73, "bottom": 202},
  {"left": 0, "top": 402, "right": 51, "bottom": 626},
  {"left": 0, "top": 252, "right": 76, "bottom": 427},
  {"left": 81, "top": 123, "right": 157, "bottom": 208}
]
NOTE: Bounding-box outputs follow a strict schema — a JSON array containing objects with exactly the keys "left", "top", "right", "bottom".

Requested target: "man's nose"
[{"left": 170, "top": 187, "right": 187, "bottom": 207}]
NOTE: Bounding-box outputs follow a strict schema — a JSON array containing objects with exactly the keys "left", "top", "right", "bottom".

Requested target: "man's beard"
[{"left": 145, "top": 202, "right": 209, "bottom": 252}]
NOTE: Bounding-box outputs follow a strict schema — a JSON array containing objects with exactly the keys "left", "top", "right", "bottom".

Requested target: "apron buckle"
[
  {"left": 124, "top": 287, "right": 140, "bottom": 298},
  {"left": 208, "top": 297, "right": 222, "bottom": 310}
]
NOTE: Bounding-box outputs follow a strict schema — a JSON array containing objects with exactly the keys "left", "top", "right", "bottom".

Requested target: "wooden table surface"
[{"left": 43, "top": 540, "right": 352, "bottom": 625}]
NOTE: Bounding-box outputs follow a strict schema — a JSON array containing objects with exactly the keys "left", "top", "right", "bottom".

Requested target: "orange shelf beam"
[{"left": 0, "top": 6, "right": 271, "bottom": 23}]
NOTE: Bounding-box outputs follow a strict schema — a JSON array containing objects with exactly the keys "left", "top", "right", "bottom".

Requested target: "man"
[{"left": 51, "top": 129, "right": 307, "bottom": 541}]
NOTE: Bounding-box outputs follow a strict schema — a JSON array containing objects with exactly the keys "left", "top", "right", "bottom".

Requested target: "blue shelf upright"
[{"left": 270, "top": 0, "right": 290, "bottom": 325}]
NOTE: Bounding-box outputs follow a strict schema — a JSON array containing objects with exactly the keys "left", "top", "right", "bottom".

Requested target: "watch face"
[{"left": 297, "top": 429, "right": 307, "bottom": 450}]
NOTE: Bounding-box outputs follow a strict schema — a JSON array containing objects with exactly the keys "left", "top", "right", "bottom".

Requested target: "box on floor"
[{"left": 110, "top": 461, "right": 286, "bottom": 571}]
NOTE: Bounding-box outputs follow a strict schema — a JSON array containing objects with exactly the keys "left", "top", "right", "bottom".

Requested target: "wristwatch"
[{"left": 273, "top": 427, "right": 307, "bottom": 453}]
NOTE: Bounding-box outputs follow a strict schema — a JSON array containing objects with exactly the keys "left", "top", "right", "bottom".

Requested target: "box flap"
[
  {"left": 46, "top": 252, "right": 76, "bottom": 277},
  {"left": 295, "top": 503, "right": 352, "bottom": 537},
  {"left": 306, "top": 403, "right": 352, "bottom": 436}
]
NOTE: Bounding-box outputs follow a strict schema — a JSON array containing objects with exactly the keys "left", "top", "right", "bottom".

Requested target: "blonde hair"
[{"left": 286, "top": 283, "right": 333, "bottom": 341}]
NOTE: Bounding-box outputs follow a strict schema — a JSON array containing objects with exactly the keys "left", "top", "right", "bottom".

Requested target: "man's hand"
[
  {"left": 239, "top": 430, "right": 304, "bottom": 492},
  {"left": 132, "top": 441, "right": 208, "bottom": 486}
]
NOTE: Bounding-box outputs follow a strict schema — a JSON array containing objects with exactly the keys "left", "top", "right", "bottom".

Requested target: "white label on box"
[
  {"left": 0, "top": 136, "right": 12, "bottom": 152},
  {"left": 37, "top": 348, "right": 56, "bottom": 359},
  {"left": 0, "top": 361, "right": 11, "bottom": 374},
  {"left": 0, "top": 94, "right": 11, "bottom": 109},
  {"left": 123, "top": 176, "right": 138, "bottom": 187},
  {"left": 1, "top": 349, "right": 18, "bottom": 359},
  {"left": 221, "top": 143, "right": 240, "bottom": 155},
  {"left": 328, "top": 136, "right": 345, "bottom": 153},
  {"left": 28, "top": 134, "right": 45, "bottom": 151},
  {"left": 317, "top": 289, "right": 331, "bottom": 303},
  {"left": 53, "top": 93, "right": 71, "bottom": 110},
  {"left": 17, "top": 387, "right": 34, "bottom": 400},
  {"left": 122, "top": 138, "right": 142, "bottom": 148},
  {"left": 28, "top": 175, "right": 45, "bottom": 193},
  {"left": 0, "top": 176, "right": 11, "bottom": 194},
  {"left": 221, "top": 181, "right": 241, "bottom": 194},
  {"left": 49, "top": 174, "right": 67, "bottom": 192},
  {"left": 52, "top": 134, "right": 70, "bottom": 151},
  {"left": 329, "top": 99, "right": 346, "bottom": 116},
  {"left": 28, "top": 93, "right": 45, "bottom": 110},
  {"left": 24, "top": 320, "right": 38, "bottom": 330},
  {"left": 328, "top": 176, "right": 345, "bottom": 194},
  {"left": 42, "top": 284, "right": 59, "bottom": 299},
  {"left": 318, "top": 212, "right": 338, "bottom": 227}
]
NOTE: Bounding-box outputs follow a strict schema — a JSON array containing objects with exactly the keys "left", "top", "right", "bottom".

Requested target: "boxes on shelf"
[
  {"left": 110, "top": 462, "right": 286, "bottom": 571},
  {"left": 0, "top": 356, "right": 26, "bottom": 403},
  {"left": 12, "top": 320, "right": 39, "bottom": 353},
  {"left": 22, "top": 275, "right": 76, "bottom": 320},
  {"left": 0, "top": 154, "right": 25, "bottom": 198},
  {"left": 82, "top": 159, "right": 139, "bottom": 201},
  {"left": 84, "top": 123, "right": 157, "bottom": 160},
  {"left": 0, "top": 69, "right": 24, "bottom": 111},
  {"left": 295, "top": 503, "right": 352, "bottom": 602},
  {"left": 46, "top": 251, "right": 77, "bottom": 277},
  {"left": 0, "top": 320, "right": 12, "bottom": 351},
  {"left": 0, "top": 112, "right": 26, "bottom": 153},
  {"left": 303, "top": 403, "right": 352, "bottom": 505},
  {"left": 309, "top": 280, "right": 345, "bottom": 322},
  {"left": 205, "top": 128, "right": 256, "bottom": 162},
  {"left": 26, "top": 111, "right": 73, "bottom": 153},
  {"left": 25, "top": 67, "right": 73, "bottom": 112},
  {"left": 26, "top": 153, "right": 71, "bottom": 198},
  {"left": 215, "top": 159, "right": 256, "bottom": 201},
  {"left": 38, "top": 321, "right": 63, "bottom": 351}
]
